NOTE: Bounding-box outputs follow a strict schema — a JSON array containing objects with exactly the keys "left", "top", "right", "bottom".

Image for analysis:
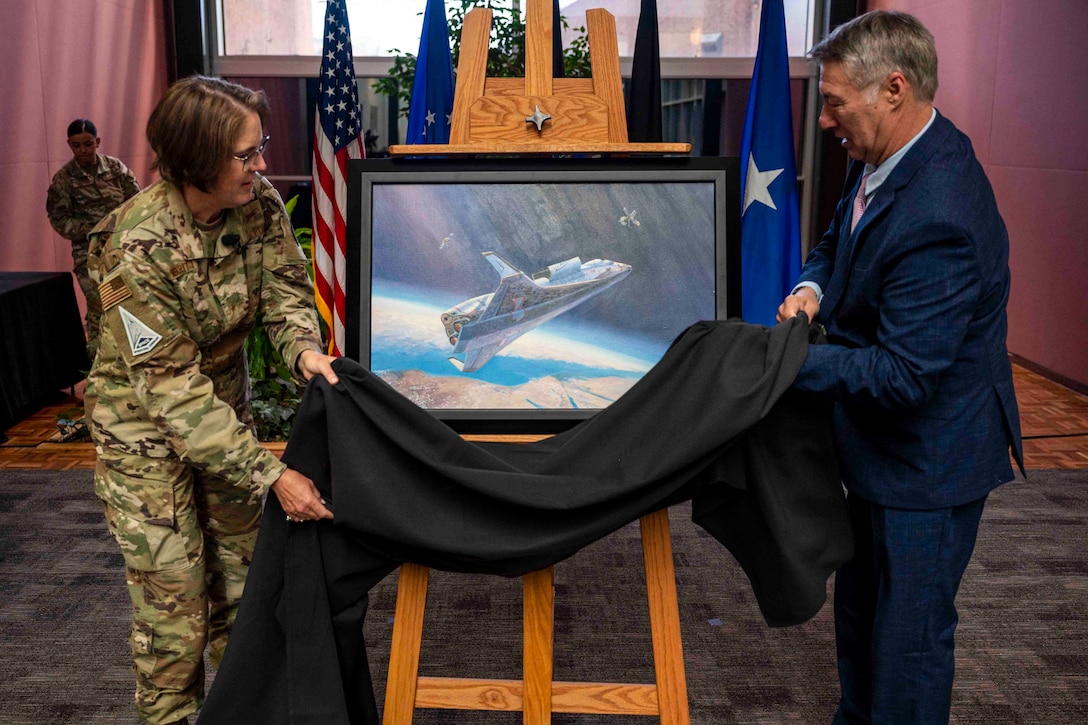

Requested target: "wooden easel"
[
  {"left": 383, "top": 2, "right": 691, "bottom": 722},
  {"left": 388, "top": 0, "right": 690, "bottom": 156}
]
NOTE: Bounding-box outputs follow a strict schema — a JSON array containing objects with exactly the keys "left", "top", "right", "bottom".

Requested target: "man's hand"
[
  {"left": 271, "top": 467, "right": 334, "bottom": 522},
  {"left": 298, "top": 349, "right": 339, "bottom": 385},
  {"left": 777, "top": 287, "right": 820, "bottom": 324}
]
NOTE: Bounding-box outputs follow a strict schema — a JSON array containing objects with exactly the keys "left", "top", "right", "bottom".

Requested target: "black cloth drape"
[
  {"left": 199, "top": 317, "right": 852, "bottom": 724},
  {"left": 0, "top": 272, "right": 90, "bottom": 434}
]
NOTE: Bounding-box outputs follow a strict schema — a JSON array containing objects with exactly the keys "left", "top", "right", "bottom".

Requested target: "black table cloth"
[
  {"left": 0, "top": 272, "right": 90, "bottom": 434},
  {"left": 199, "top": 316, "right": 853, "bottom": 724}
]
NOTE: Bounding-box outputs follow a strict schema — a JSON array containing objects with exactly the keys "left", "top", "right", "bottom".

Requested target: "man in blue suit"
[{"left": 777, "top": 11, "right": 1024, "bottom": 724}]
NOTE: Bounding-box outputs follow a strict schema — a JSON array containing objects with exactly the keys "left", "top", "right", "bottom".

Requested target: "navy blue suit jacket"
[{"left": 793, "top": 111, "right": 1023, "bottom": 509}]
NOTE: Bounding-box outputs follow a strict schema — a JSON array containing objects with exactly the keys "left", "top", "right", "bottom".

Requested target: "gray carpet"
[{"left": 0, "top": 469, "right": 1084, "bottom": 724}]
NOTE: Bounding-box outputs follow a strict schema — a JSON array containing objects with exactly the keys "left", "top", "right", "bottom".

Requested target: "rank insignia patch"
[
  {"left": 98, "top": 276, "right": 131, "bottom": 310},
  {"left": 118, "top": 306, "right": 163, "bottom": 356}
]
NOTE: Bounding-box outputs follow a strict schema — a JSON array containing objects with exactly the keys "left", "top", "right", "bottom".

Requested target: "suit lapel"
[
  {"left": 819, "top": 167, "right": 866, "bottom": 317},
  {"left": 852, "top": 114, "right": 949, "bottom": 239}
]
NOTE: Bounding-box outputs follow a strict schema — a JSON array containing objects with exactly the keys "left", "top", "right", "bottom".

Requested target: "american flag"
[{"left": 312, "top": 0, "right": 364, "bottom": 356}]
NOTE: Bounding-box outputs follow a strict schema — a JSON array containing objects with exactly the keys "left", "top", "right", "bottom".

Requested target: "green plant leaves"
[{"left": 375, "top": 1, "right": 592, "bottom": 119}]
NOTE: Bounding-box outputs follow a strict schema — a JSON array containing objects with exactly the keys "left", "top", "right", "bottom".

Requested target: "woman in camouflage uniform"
[
  {"left": 46, "top": 118, "right": 141, "bottom": 358},
  {"left": 84, "top": 76, "right": 338, "bottom": 725}
]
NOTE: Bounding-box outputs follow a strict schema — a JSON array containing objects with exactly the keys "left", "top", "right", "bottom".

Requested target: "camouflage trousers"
[
  {"left": 95, "top": 454, "right": 262, "bottom": 724},
  {"left": 71, "top": 238, "right": 102, "bottom": 360}
]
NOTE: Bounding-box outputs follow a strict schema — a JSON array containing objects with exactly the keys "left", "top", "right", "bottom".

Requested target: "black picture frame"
[{"left": 346, "top": 155, "right": 740, "bottom": 434}]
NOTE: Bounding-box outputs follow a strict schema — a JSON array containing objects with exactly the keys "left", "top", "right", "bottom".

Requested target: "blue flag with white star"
[
  {"left": 406, "top": 0, "right": 454, "bottom": 144},
  {"left": 738, "top": 0, "right": 801, "bottom": 326}
]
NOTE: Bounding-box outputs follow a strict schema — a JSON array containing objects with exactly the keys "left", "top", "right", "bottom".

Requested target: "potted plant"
[{"left": 246, "top": 194, "right": 321, "bottom": 441}]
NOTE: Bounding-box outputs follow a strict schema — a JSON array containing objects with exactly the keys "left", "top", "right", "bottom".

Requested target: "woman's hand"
[
  {"left": 271, "top": 467, "right": 334, "bottom": 522},
  {"left": 297, "top": 349, "right": 339, "bottom": 385}
]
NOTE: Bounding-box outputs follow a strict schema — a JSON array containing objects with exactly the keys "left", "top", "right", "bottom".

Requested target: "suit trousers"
[{"left": 832, "top": 492, "right": 986, "bottom": 725}]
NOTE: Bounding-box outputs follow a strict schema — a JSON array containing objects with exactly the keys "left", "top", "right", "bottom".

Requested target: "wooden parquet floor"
[{"left": 1, "top": 363, "right": 1086, "bottom": 470}]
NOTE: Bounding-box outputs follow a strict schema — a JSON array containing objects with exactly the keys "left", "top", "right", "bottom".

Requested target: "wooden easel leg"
[
  {"left": 383, "top": 563, "right": 430, "bottom": 725},
  {"left": 449, "top": 7, "right": 492, "bottom": 145},
  {"left": 522, "top": 566, "right": 555, "bottom": 725},
  {"left": 640, "top": 510, "right": 691, "bottom": 725},
  {"left": 585, "top": 8, "right": 630, "bottom": 143}
]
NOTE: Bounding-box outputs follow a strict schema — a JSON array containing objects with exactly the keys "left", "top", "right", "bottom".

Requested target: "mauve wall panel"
[
  {"left": 0, "top": 0, "right": 167, "bottom": 320},
  {"left": 993, "top": 166, "right": 1087, "bottom": 375},
  {"left": 989, "top": 1, "right": 1088, "bottom": 172},
  {"left": 912, "top": 0, "right": 1001, "bottom": 166},
  {"left": 1, "top": 2, "right": 48, "bottom": 168}
]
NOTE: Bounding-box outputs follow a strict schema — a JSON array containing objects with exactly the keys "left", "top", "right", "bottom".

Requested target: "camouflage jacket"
[
  {"left": 85, "top": 176, "right": 323, "bottom": 496},
  {"left": 46, "top": 154, "right": 140, "bottom": 242}
]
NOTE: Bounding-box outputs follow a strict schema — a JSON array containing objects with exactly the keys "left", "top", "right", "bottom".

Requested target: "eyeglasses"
[{"left": 233, "top": 135, "right": 270, "bottom": 170}]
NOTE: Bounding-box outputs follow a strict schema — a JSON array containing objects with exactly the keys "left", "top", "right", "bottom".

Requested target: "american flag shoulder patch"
[{"left": 99, "top": 275, "right": 131, "bottom": 310}]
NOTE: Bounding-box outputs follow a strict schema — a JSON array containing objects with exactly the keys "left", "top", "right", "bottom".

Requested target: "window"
[
  {"left": 219, "top": 1, "right": 815, "bottom": 59},
  {"left": 211, "top": 0, "right": 823, "bottom": 243},
  {"left": 558, "top": 0, "right": 813, "bottom": 58},
  {"left": 221, "top": 1, "right": 444, "bottom": 56}
]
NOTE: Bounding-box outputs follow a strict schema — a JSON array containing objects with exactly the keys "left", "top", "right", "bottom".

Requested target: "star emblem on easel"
[{"left": 525, "top": 105, "right": 552, "bottom": 133}]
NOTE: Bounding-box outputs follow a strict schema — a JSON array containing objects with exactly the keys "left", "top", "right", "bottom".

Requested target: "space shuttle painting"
[
  {"left": 440, "top": 252, "right": 632, "bottom": 372},
  {"left": 365, "top": 172, "right": 721, "bottom": 417}
]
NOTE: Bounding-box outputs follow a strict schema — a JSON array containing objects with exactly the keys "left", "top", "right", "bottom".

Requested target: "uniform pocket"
[
  {"left": 101, "top": 499, "right": 190, "bottom": 573},
  {"left": 170, "top": 251, "right": 254, "bottom": 344},
  {"left": 95, "top": 457, "right": 191, "bottom": 572},
  {"left": 96, "top": 455, "right": 179, "bottom": 516},
  {"left": 98, "top": 170, "right": 131, "bottom": 208}
]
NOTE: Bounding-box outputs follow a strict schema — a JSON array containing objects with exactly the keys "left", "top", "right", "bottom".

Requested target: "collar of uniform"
[
  {"left": 162, "top": 178, "right": 265, "bottom": 259},
  {"left": 70, "top": 154, "right": 109, "bottom": 179},
  {"left": 158, "top": 179, "right": 231, "bottom": 260}
]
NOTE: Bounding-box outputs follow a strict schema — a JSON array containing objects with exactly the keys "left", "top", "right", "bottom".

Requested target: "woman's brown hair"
[{"left": 146, "top": 75, "right": 270, "bottom": 192}]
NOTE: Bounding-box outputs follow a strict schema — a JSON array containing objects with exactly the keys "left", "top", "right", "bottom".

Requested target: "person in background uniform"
[
  {"left": 84, "top": 76, "right": 338, "bottom": 725},
  {"left": 46, "top": 118, "right": 141, "bottom": 359},
  {"left": 776, "top": 11, "right": 1023, "bottom": 724}
]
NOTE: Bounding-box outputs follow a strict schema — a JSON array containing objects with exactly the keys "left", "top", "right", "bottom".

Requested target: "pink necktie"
[{"left": 851, "top": 172, "right": 872, "bottom": 232}]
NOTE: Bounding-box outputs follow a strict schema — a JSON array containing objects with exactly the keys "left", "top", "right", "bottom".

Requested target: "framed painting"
[{"left": 345, "top": 156, "right": 740, "bottom": 433}]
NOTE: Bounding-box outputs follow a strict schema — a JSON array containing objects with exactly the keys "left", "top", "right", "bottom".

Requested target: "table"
[{"left": 0, "top": 272, "right": 91, "bottom": 435}]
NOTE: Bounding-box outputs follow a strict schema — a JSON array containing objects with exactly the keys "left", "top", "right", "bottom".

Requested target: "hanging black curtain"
[
  {"left": 164, "top": 0, "right": 208, "bottom": 82},
  {"left": 627, "top": 0, "right": 662, "bottom": 142},
  {"left": 552, "top": 0, "right": 565, "bottom": 77}
]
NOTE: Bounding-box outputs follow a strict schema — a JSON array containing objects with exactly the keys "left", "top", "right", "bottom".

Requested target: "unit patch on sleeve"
[
  {"left": 118, "top": 306, "right": 163, "bottom": 356},
  {"left": 98, "top": 275, "right": 132, "bottom": 310}
]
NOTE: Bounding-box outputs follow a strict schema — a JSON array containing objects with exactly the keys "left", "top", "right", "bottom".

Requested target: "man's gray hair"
[{"left": 809, "top": 11, "right": 938, "bottom": 103}]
